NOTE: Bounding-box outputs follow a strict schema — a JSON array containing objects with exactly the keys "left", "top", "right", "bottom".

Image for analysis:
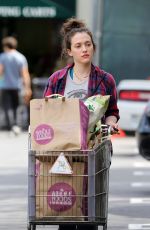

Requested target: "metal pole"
[
  {"left": 92, "top": 0, "right": 104, "bottom": 66},
  {"left": 76, "top": 0, "right": 93, "bottom": 30}
]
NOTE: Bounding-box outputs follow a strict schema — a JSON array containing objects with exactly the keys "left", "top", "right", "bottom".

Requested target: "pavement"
[
  {"left": 0, "top": 130, "right": 138, "bottom": 169},
  {"left": 0, "top": 131, "right": 28, "bottom": 169},
  {"left": 112, "top": 136, "right": 138, "bottom": 155},
  {"left": 0, "top": 131, "right": 139, "bottom": 230},
  {"left": 0, "top": 131, "right": 28, "bottom": 230}
]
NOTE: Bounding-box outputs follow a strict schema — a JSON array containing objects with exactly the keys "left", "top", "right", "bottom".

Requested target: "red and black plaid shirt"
[{"left": 44, "top": 63, "right": 120, "bottom": 121}]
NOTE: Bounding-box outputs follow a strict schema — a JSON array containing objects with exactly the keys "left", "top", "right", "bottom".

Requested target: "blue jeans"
[{"left": 1, "top": 89, "right": 19, "bottom": 130}]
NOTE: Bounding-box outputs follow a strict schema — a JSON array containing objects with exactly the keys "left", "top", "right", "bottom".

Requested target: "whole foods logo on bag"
[
  {"left": 47, "top": 182, "right": 76, "bottom": 212},
  {"left": 33, "top": 124, "right": 54, "bottom": 145}
]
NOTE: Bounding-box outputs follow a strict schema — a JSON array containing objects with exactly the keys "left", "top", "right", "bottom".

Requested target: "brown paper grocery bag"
[
  {"left": 30, "top": 98, "right": 89, "bottom": 151},
  {"left": 35, "top": 159, "right": 86, "bottom": 220}
]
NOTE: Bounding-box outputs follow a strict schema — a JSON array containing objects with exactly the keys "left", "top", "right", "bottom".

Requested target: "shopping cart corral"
[{"left": 27, "top": 134, "right": 112, "bottom": 230}]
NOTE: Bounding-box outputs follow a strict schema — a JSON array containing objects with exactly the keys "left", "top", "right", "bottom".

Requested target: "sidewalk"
[
  {"left": 0, "top": 131, "right": 58, "bottom": 230},
  {"left": 0, "top": 131, "right": 138, "bottom": 169},
  {"left": 0, "top": 131, "right": 28, "bottom": 230},
  {"left": 112, "top": 136, "right": 138, "bottom": 155},
  {"left": 0, "top": 131, "right": 137, "bottom": 230},
  {"left": 0, "top": 131, "right": 28, "bottom": 169}
]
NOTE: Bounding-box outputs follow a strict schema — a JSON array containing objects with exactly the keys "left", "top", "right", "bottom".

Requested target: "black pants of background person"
[
  {"left": 1, "top": 89, "right": 19, "bottom": 130},
  {"left": 59, "top": 224, "right": 97, "bottom": 229}
]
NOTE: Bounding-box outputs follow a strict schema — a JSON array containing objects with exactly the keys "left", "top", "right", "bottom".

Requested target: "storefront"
[{"left": 0, "top": 0, "right": 76, "bottom": 77}]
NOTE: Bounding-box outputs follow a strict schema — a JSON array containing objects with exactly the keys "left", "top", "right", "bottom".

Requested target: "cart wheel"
[{"left": 103, "top": 223, "right": 107, "bottom": 230}]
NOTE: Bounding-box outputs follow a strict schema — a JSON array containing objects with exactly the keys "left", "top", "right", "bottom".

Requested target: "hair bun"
[{"left": 60, "top": 18, "right": 86, "bottom": 36}]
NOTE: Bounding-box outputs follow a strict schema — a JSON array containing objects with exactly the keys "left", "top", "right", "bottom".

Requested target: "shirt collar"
[{"left": 58, "top": 63, "right": 74, "bottom": 79}]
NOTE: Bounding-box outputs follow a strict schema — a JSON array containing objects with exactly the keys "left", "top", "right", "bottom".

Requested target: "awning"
[{"left": 0, "top": 0, "right": 75, "bottom": 18}]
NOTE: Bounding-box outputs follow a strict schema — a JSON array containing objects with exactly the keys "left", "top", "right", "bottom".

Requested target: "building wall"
[
  {"left": 0, "top": 0, "right": 76, "bottom": 77},
  {"left": 76, "top": 0, "right": 93, "bottom": 31},
  {"left": 76, "top": 0, "right": 103, "bottom": 66},
  {"left": 76, "top": 0, "right": 150, "bottom": 83}
]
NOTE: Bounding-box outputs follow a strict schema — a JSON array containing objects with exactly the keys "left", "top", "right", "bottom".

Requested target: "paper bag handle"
[{"left": 45, "top": 94, "right": 65, "bottom": 102}]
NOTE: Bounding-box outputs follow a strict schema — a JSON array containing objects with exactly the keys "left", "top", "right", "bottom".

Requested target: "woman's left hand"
[
  {"left": 106, "top": 122, "right": 119, "bottom": 135},
  {"left": 105, "top": 116, "right": 119, "bottom": 135},
  {"left": 110, "top": 124, "right": 119, "bottom": 134}
]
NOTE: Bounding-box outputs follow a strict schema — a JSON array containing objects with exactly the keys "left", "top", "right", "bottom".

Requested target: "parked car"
[
  {"left": 117, "top": 79, "right": 150, "bottom": 132},
  {"left": 136, "top": 100, "right": 150, "bottom": 160}
]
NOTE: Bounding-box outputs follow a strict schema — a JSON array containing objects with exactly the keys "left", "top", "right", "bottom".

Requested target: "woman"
[{"left": 44, "top": 18, "right": 119, "bottom": 230}]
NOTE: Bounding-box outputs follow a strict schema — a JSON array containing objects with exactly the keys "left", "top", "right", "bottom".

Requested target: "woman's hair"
[
  {"left": 60, "top": 17, "right": 96, "bottom": 58},
  {"left": 2, "top": 36, "right": 18, "bottom": 49}
]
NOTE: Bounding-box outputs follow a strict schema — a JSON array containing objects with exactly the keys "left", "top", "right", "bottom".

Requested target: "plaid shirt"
[{"left": 44, "top": 63, "right": 120, "bottom": 121}]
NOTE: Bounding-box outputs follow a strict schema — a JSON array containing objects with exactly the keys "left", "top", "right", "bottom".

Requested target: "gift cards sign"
[{"left": 49, "top": 152, "right": 73, "bottom": 175}]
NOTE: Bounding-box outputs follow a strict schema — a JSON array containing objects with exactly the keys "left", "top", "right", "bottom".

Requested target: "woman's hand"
[
  {"left": 105, "top": 116, "right": 119, "bottom": 134},
  {"left": 108, "top": 122, "right": 119, "bottom": 135}
]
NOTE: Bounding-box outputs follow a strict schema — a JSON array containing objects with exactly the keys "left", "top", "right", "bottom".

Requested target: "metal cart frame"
[{"left": 27, "top": 134, "right": 111, "bottom": 230}]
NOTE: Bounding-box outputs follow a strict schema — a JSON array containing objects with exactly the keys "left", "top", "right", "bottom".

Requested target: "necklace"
[{"left": 73, "top": 69, "right": 90, "bottom": 82}]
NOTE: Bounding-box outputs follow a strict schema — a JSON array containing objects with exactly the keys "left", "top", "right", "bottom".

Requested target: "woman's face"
[{"left": 67, "top": 32, "right": 94, "bottom": 65}]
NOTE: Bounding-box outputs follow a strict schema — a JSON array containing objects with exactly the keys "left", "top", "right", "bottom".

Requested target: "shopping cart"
[{"left": 27, "top": 127, "right": 112, "bottom": 230}]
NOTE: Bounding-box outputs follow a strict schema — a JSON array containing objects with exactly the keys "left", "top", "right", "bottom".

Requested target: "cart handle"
[{"left": 45, "top": 94, "right": 65, "bottom": 102}]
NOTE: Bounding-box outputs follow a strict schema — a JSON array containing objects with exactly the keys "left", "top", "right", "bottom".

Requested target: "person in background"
[
  {"left": 44, "top": 18, "right": 120, "bottom": 230},
  {"left": 0, "top": 36, "right": 32, "bottom": 134}
]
